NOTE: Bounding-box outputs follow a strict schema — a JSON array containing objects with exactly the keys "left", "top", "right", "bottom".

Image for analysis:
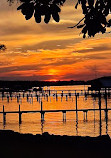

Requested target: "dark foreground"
[{"left": 0, "top": 130, "right": 111, "bottom": 158}]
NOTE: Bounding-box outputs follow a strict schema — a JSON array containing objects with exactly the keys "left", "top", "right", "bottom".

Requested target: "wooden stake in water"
[
  {"left": 41, "top": 101, "right": 43, "bottom": 112},
  {"left": 99, "top": 93, "right": 102, "bottom": 136},
  {"left": 3, "top": 105, "right": 6, "bottom": 125},
  {"left": 75, "top": 94, "right": 78, "bottom": 121},
  {"left": 105, "top": 88, "right": 108, "bottom": 120},
  {"left": 19, "top": 104, "right": 22, "bottom": 124},
  {"left": 105, "top": 88, "right": 108, "bottom": 134},
  {"left": 63, "top": 110, "right": 66, "bottom": 122},
  {"left": 41, "top": 101, "right": 44, "bottom": 121}
]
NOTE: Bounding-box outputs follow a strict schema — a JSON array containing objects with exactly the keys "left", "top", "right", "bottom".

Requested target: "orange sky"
[{"left": 0, "top": 0, "right": 111, "bottom": 81}]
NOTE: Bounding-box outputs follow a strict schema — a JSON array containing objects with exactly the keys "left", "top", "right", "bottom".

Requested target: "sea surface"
[{"left": 0, "top": 85, "right": 111, "bottom": 137}]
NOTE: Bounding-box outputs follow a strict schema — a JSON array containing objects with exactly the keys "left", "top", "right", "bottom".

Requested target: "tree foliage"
[
  {"left": 8, "top": 0, "right": 66, "bottom": 23},
  {"left": 0, "top": 44, "right": 6, "bottom": 51},
  {"left": 7, "top": 0, "right": 111, "bottom": 38}
]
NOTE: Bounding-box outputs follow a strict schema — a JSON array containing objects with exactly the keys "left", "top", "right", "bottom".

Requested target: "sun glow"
[
  {"left": 49, "top": 79, "right": 58, "bottom": 82},
  {"left": 48, "top": 69, "right": 58, "bottom": 75}
]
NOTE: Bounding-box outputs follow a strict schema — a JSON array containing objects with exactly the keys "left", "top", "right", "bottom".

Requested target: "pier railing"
[{"left": 0, "top": 92, "right": 109, "bottom": 126}]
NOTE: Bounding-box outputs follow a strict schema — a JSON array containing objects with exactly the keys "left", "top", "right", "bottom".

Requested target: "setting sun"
[
  {"left": 48, "top": 79, "right": 58, "bottom": 82},
  {"left": 48, "top": 69, "right": 58, "bottom": 75}
]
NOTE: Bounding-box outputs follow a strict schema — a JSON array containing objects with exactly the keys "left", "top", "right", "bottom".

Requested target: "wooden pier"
[
  {"left": 1, "top": 100, "right": 110, "bottom": 125},
  {"left": 0, "top": 89, "right": 110, "bottom": 129}
]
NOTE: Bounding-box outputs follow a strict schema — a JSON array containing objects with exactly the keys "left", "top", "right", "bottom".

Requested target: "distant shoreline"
[
  {"left": 0, "top": 130, "right": 111, "bottom": 158},
  {"left": 0, "top": 80, "right": 87, "bottom": 91},
  {"left": 0, "top": 76, "right": 110, "bottom": 92}
]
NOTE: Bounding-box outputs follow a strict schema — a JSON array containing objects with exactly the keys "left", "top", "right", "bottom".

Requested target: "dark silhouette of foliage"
[
  {"left": 0, "top": 44, "right": 6, "bottom": 51},
  {"left": 7, "top": 0, "right": 111, "bottom": 38},
  {"left": 70, "top": 0, "right": 111, "bottom": 38},
  {"left": 8, "top": 0, "right": 66, "bottom": 23}
]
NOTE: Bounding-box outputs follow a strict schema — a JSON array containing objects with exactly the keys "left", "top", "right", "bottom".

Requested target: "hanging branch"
[
  {"left": 68, "top": 17, "right": 85, "bottom": 28},
  {"left": 6, "top": 0, "right": 111, "bottom": 38}
]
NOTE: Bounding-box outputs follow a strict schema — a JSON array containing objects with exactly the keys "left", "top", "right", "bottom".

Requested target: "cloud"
[
  {"left": 0, "top": 0, "right": 82, "bottom": 51},
  {"left": 0, "top": 1, "right": 111, "bottom": 81},
  {"left": 21, "top": 38, "right": 81, "bottom": 50},
  {"left": 76, "top": 45, "right": 111, "bottom": 53}
]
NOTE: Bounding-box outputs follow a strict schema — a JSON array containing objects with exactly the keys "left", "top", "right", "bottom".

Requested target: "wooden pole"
[
  {"left": 83, "top": 110, "right": 88, "bottom": 121},
  {"left": 65, "top": 112, "right": 66, "bottom": 120},
  {"left": 66, "top": 95, "right": 68, "bottom": 101},
  {"left": 19, "top": 104, "right": 22, "bottom": 124},
  {"left": 49, "top": 90, "right": 50, "bottom": 96},
  {"left": 63, "top": 112, "right": 64, "bottom": 121},
  {"left": 86, "top": 111, "right": 88, "bottom": 121},
  {"left": 99, "top": 93, "right": 102, "bottom": 136},
  {"left": 3, "top": 105, "right": 6, "bottom": 125},
  {"left": 41, "top": 101, "right": 43, "bottom": 111},
  {"left": 63, "top": 111, "right": 66, "bottom": 122},
  {"left": 36, "top": 95, "right": 38, "bottom": 102},
  {"left": 75, "top": 94, "right": 78, "bottom": 121},
  {"left": 41, "top": 101, "right": 43, "bottom": 120},
  {"left": 83, "top": 111, "right": 85, "bottom": 121},
  {"left": 105, "top": 88, "right": 108, "bottom": 134},
  {"left": 43, "top": 112, "right": 45, "bottom": 121},
  {"left": 56, "top": 93, "right": 58, "bottom": 101},
  {"left": 105, "top": 88, "right": 108, "bottom": 120}
]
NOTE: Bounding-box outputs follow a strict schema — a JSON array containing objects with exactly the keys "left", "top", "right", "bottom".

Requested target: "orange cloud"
[{"left": 0, "top": 1, "right": 111, "bottom": 81}]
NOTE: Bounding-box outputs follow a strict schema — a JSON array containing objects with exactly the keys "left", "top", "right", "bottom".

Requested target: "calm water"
[{"left": 0, "top": 85, "right": 111, "bottom": 137}]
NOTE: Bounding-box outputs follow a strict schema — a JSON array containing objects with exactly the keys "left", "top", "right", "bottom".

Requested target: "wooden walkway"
[
  {"left": 0, "top": 105, "right": 110, "bottom": 124},
  {"left": 0, "top": 108, "right": 111, "bottom": 114},
  {"left": 0, "top": 92, "right": 109, "bottom": 125}
]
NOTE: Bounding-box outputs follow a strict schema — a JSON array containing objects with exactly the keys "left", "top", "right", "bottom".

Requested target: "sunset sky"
[{"left": 0, "top": 0, "right": 111, "bottom": 81}]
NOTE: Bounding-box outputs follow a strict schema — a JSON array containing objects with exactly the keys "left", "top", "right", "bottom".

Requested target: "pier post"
[
  {"left": 83, "top": 110, "right": 88, "bottom": 121},
  {"left": 105, "top": 88, "right": 108, "bottom": 120},
  {"left": 43, "top": 112, "right": 44, "bottom": 120},
  {"left": 43, "top": 112, "right": 45, "bottom": 121},
  {"left": 61, "top": 97, "right": 63, "bottom": 102},
  {"left": 19, "top": 105, "right": 22, "bottom": 124},
  {"left": 7, "top": 96, "right": 9, "bottom": 102},
  {"left": 83, "top": 111, "right": 85, "bottom": 121},
  {"left": 23, "top": 92, "right": 25, "bottom": 98},
  {"left": 41, "top": 113, "right": 42, "bottom": 120},
  {"left": 3, "top": 105, "right": 6, "bottom": 125},
  {"left": 36, "top": 95, "right": 38, "bottom": 102},
  {"left": 75, "top": 90, "right": 76, "bottom": 96},
  {"left": 75, "top": 94, "right": 78, "bottom": 120},
  {"left": 61, "top": 91, "right": 63, "bottom": 97},
  {"left": 41, "top": 112, "right": 45, "bottom": 121},
  {"left": 63, "top": 111, "right": 66, "bottom": 122},
  {"left": 46, "top": 94, "right": 48, "bottom": 102},
  {"left": 86, "top": 111, "right": 88, "bottom": 120},
  {"left": 49, "top": 90, "right": 50, "bottom": 96},
  {"left": 66, "top": 95, "right": 68, "bottom": 101},
  {"left": 41, "top": 101, "right": 45, "bottom": 121},
  {"left": 99, "top": 93, "right": 102, "bottom": 136},
  {"left": 56, "top": 92, "right": 58, "bottom": 101},
  {"left": 105, "top": 88, "right": 108, "bottom": 134},
  {"left": 41, "top": 101, "right": 43, "bottom": 111}
]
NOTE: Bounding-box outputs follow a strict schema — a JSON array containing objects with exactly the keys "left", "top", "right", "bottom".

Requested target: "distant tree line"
[{"left": 0, "top": 80, "right": 86, "bottom": 91}]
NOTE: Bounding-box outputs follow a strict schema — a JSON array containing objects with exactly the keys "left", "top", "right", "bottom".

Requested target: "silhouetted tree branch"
[
  {"left": 7, "top": 0, "right": 111, "bottom": 38},
  {"left": 0, "top": 44, "right": 6, "bottom": 51}
]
